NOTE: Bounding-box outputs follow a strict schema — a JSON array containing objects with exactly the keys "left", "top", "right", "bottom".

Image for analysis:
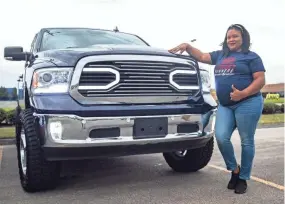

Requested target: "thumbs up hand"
[{"left": 230, "top": 85, "right": 246, "bottom": 101}]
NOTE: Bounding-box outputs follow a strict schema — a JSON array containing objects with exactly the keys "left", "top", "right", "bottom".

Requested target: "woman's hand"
[
  {"left": 230, "top": 85, "right": 247, "bottom": 101},
  {"left": 168, "top": 43, "right": 212, "bottom": 65},
  {"left": 168, "top": 43, "right": 190, "bottom": 54}
]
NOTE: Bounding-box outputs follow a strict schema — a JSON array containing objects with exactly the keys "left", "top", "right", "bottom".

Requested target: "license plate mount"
[{"left": 133, "top": 117, "right": 168, "bottom": 139}]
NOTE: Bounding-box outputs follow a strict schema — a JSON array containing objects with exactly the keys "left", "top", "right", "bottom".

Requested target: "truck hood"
[{"left": 35, "top": 44, "right": 178, "bottom": 67}]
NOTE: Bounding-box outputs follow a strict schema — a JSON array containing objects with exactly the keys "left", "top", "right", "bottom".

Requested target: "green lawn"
[
  {"left": 259, "top": 113, "right": 284, "bottom": 124},
  {"left": 2, "top": 107, "right": 15, "bottom": 112},
  {"left": 0, "top": 127, "right": 15, "bottom": 138},
  {"left": 0, "top": 113, "right": 284, "bottom": 138}
]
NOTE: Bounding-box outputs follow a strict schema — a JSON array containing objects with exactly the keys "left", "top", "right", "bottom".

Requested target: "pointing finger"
[{"left": 169, "top": 47, "right": 179, "bottom": 53}]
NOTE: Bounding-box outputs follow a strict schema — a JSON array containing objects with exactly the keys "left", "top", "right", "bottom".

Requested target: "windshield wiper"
[{"left": 65, "top": 46, "right": 80, "bottom": 48}]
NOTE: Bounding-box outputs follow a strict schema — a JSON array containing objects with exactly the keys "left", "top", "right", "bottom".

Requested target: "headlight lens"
[
  {"left": 200, "top": 69, "right": 211, "bottom": 92},
  {"left": 31, "top": 68, "right": 73, "bottom": 93}
]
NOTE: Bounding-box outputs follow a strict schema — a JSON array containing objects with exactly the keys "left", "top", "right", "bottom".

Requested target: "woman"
[{"left": 169, "top": 24, "right": 266, "bottom": 194}]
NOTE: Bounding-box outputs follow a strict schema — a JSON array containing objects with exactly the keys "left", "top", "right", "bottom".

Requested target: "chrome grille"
[
  {"left": 78, "top": 60, "right": 199, "bottom": 97},
  {"left": 79, "top": 71, "right": 116, "bottom": 86},
  {"left": 172, "top": 74, "right": 198, "bottom": 86}
]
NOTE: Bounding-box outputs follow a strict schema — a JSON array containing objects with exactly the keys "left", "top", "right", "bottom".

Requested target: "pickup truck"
[{"left": 4, "top": 27, "right": 217, "bottom": 192}]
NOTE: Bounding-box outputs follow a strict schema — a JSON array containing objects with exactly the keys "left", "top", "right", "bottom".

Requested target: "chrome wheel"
[
  {"left": 174, "top": 150, "right": 187, "bottom": 157},
  {"left": 20, "top": 130, "right": 27, "bottom": 176}
]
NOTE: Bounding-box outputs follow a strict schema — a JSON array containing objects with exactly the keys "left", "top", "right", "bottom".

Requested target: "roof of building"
[
  {"left": 261, "top": 83, "right": 284, "bottom": 93},
  {"left": 210, "top": 83, "right": 284, "bottom": 101}
]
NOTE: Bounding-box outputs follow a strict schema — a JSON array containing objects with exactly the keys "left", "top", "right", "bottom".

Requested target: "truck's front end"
[{"left": 4, "top": 27, "right": 217, "bottom": 192}]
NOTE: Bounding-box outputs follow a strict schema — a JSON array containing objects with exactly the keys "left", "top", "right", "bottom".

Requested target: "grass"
[
  {"left": 0, "top": 127, "right": 15, "bottom": 138},
  {"left": 2, "top": 107, "right": 15, "bottom": 111},
  {"left": 0, "top": 113, "right": 283, "bottom": 138},
  {"left": 259, "top": 113, "right": 284, "bottom": 124}
]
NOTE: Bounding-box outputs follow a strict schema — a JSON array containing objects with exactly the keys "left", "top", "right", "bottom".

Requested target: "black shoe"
[
  {"left": 227, "top": 166, "right": 240, "bottom": 190},
  {"left": 234, "top": 178, "right": 247, "bottom": 194}
]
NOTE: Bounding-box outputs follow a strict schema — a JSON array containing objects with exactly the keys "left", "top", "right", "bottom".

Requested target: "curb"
[
  {"left": 0, "top": 138, "right": 16, "bottom": 146},
  {"left": 0, "top": 123, "right": 284, "bottom": 146},
  {"left": 257, "top": 122, "right": 284, "bottom": 129}
]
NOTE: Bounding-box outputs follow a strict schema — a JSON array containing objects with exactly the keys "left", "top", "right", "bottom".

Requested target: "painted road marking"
[
  {"left": 209, "top": 164, "right": 284, "bottom": 191},
  {"left": 0, "top": 146, "right": 3, "bottom": 170}
]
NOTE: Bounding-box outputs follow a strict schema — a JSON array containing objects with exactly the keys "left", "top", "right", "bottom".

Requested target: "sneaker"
[
  {"left": 227, "top": 166, "right": 240, "bottom": 190},
  {"left": 234, "top": 178, "right": 247, "bottom": 194}
]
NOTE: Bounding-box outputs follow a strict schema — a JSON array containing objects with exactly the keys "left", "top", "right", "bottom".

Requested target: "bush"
[
  {"left": 0, "top": 108, "right": 6, "bottom": 123},
  {"left": 5, "top": 109, "right": 16, "bottom": 125},
  {"left": 275, "top": 103, "right": 282, "bottom": 113},
  {"left": 0, "top": 108, "right": 17, "bottom": 125},
  {"left": 281, "top": 104, "right": 284, "bottom": 113},
  {"left": 262, "top": 102, "right": 277, "bottom": 114}
]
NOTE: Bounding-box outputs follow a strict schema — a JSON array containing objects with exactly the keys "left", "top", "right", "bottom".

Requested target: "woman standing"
[{"left": 169, "top": 24, "right": 266, "bottom": 194}]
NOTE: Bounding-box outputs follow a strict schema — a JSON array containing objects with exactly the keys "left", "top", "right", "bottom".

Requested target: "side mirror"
[{"left": 4, "top": 46, "right": 31, "bottom": 61}]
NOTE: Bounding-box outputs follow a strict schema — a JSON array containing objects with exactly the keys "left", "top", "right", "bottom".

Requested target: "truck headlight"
[
  {"left": 31, "top": 68, "right": 73, "bottom": 94},
  {"left": 200, "top": 69, "right": 211, "bottom": 93}
]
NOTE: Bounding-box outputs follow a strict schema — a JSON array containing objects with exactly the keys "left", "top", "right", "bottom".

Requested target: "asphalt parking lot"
[{"left": 0, "top": 127, "right": 284, "bottom": 204}]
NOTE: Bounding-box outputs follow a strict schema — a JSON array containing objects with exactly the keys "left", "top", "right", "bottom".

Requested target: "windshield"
[{"left": 40, "top": 28, "right": 149, "bottom": 51}]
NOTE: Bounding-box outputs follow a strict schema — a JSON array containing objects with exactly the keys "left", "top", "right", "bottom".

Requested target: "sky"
[{"left": 0, "top": 0, "right": 284, "bottom": 89}]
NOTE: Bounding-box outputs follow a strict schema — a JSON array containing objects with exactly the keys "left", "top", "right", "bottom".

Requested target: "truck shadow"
[{"left": 55, "top": 154, "right": 205, "bottom": 191}]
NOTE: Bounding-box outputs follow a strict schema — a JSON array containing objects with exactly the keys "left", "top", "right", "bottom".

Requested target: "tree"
[
  {"left": 12, "top": 87, "right": 18, "bottom": 100},
  {"left": 0, "top": 86, "right": 8, "bottom": 100}
]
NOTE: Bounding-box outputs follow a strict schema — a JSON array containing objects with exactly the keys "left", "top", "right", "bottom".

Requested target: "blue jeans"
[{"left": 215, "top": 95, "right": 263, "bottom": 180}]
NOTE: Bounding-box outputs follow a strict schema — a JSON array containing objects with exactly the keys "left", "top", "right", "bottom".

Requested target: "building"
[
  {"left": 210, "top": 83, "right": 284, "bottom": 101},
  {"left": 261, "top": 83, "right": 284, "bottom": 97}
]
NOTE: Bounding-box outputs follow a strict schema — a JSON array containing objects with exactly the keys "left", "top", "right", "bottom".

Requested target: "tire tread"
[{"left": 17, "top": 109, "right": 60, "bottom": 192}]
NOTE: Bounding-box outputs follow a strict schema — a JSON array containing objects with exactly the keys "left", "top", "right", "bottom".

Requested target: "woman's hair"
[{"left": 221, "top": 24, "right": 251, "bottom": 56}]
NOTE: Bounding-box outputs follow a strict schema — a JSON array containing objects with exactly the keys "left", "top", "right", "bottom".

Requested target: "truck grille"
[
  {"left": 79, "top": 71, "right": 116, "bottom": 86},
  {"left": 78, "top": 60, "right": 199, "bottom": 97}
]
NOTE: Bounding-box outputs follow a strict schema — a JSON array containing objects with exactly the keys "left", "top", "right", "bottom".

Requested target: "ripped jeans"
[{"left": 215, "top": 94, "right": 263, "bottom": 180}]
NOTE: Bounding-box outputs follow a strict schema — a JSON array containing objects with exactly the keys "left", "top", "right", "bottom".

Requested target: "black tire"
[
  {"left": 16, "top": 109, "right": 60, "bottom": 192},
  {"left": 163, "top": 137, "right": 214, "bottom": 172}
]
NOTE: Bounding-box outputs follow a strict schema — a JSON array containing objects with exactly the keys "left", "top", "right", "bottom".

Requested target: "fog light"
[{"left": 50, "top": 121, "right": 63, "bottom": 140}]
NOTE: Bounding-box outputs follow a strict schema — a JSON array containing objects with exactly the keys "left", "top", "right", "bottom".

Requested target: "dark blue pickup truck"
[{"left": 4, "top": 27, "right": 217, "bottom": 192}]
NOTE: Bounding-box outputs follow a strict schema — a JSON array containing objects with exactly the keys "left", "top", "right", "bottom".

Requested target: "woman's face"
[{"left": 226, "top": 28, "right": 243, "bottom": 51}]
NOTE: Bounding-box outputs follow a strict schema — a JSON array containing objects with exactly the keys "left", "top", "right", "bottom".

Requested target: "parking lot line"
[
  {"left": 209, "top": 164, "right": 284, "bottom": 191},
  {"left": 0, "top": 146, "right": 3, "bottom": 170}
]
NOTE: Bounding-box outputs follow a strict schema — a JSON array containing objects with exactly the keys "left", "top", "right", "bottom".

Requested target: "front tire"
[
  {"left": 16, "top": 109, "right": 60, "bottom": 192},
  {"left": 163, "top": 137, "right": 214, "bottom": 172}
]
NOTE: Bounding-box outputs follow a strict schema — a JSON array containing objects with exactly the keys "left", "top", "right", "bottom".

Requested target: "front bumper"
[{"left": 35, "top": 109, "right": 216, "bottom": 161}]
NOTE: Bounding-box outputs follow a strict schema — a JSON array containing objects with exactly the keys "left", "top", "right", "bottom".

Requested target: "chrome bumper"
[{"left": 35, "top": 109, "right": 216, "bottom": 147}]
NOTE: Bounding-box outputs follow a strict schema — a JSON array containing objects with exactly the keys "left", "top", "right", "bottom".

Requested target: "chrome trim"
[
  {"left": 70, "top": 95, "right": 192, "bottom": 104},
  {"left": 34, "top": 110, "right": 216, "bottom": 145},
  {"left": 78, "top": 66, "right": 120, "bottom": 90},
  {"left": 20, "top": 129, "right": 27, "bottom": 176},
  {"left": 169, "top": 69, "right": 200, "bottom": 90},
  {"left": 114, "top": 61, "right": 174, "bottom": 66},
  {"left": 69, "top": 55, "right": 201, "bottom": 104},
  {"left": 45, "top": 132, "right": 214, "bottom": 145}
]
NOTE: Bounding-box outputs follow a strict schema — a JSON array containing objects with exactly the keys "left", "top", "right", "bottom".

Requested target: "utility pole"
[{"left": 17, "top": 75, "right": 23, "bottom": 100}]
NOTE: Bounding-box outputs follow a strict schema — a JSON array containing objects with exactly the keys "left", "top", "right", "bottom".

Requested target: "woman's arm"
[
  {"left": 243, "top": 53, "right": 266, "bottom": 97},
  {"left": 168, "top": 43, "right": 213, "bottom": 65},
  {"left": 243, "top": 72, "right": 266, "bottom": 97},
  {"left": 185, "top": 44, "right": 213, "bottom": 65}
]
